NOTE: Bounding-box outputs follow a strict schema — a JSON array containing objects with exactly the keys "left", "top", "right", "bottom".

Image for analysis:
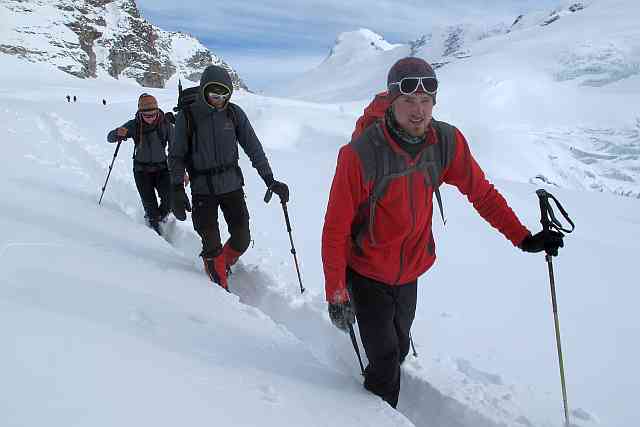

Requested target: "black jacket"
[{"left": 169, "top": 66, "right": 272, "bottom": 195}]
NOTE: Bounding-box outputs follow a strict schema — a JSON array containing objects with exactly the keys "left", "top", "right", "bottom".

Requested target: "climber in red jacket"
[{"left": 322, "top": 57, "right": 564, "bottom": 408}]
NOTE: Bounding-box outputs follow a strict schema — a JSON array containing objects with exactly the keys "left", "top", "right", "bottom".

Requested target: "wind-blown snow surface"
[{"left": 0, "top": 52, "right": 638, "bottom": 427}]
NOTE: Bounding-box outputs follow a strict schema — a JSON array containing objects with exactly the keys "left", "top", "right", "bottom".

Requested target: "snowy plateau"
[{"left": 0, "top": 0, "right": 639, "bottom": 427}]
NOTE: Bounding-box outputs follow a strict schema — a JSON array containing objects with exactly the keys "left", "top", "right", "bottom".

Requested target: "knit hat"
[
  {"left": 137, "top": 93, "right": 158, "bottom": 111},
  {"left": 387, "top": 57, "right": 437, "bottom": 105}
]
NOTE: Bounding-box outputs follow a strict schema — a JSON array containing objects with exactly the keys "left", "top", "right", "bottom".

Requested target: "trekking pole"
[
  {"left": 535, "top": 189, "right": 575, "bottom": 427},
  {"left": 409, "top": 332, "right": 418, "bottom": 357},
  {"left": 264, "top": 188, "right": 305, "bottom": 294},
  {"left": 348, "top": 323, "right": 365, "bottom": 375},
  {"left": 98, "top": 140, "right": 122, "bottom": 205}
]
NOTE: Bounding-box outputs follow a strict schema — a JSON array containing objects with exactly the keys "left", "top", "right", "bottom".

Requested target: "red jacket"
[{"left": 322, "top": 95, "right": 530, "bottom": 303}]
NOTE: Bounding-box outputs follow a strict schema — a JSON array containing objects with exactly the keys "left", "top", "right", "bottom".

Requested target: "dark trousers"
[
  {"left": 192, "top": 189, "right": 251, "bottom": 257},
  {"left": 348, "top": 268, "right": 417, "bottom": 408},
  {"left": 134, "top": 168, "right": 171, "bottom": 223}
]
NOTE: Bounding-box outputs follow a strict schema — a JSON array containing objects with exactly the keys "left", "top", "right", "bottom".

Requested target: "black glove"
[
  {"left": 520, "top": 230, "right": 565, "bottom": 256},
  {"left": 328, "top": 301, "right": 355, "bottom": 332},
  {"left": 270, "top": 180, "right": 289, "bottom": 203},
  {"left": 263, "top": 174, "right": 289, "bottom": 203},
  {"left": 171, "top": 184, "right": 187, "bottom": 221}
]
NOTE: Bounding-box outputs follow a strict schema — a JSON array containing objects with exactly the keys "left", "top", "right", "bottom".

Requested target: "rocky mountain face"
[
  {"left": 0, "top": 0, "right": 247, "bottom": 89},
  {"left": 508, "top": 2, "right": 587, "bottom": 31}
]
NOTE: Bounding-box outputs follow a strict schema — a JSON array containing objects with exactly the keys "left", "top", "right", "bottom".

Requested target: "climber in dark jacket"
[{"left": 169, "top": 65, "right": 289, "bottom": 290}]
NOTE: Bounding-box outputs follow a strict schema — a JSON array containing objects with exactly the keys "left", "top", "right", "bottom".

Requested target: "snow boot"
[
  {"left": 203, "top": 254, "right": 228, "bottom": 290},
  {"left": 158, "top": 206, "right": 171, "bottom": 223},
  {"left": 222, "top": 243, "right": 242, "bottom": 275},
  {"left": 148, "top": 218, "right": 162, "bottom": 236}
]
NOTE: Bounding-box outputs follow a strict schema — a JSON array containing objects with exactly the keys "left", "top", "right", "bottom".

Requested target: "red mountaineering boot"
[
  {"left": 202, "top": 254, "right": 228, "bottom": 291},
  {"left": 222, "top": 243, "right": 242, "bottom": 274}
]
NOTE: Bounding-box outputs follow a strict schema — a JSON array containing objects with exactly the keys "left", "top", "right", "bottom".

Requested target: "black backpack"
[{"left": 171, "top": 83, "right": 239, "bottom": 176}]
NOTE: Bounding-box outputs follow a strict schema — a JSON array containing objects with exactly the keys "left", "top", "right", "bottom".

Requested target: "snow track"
[
  {"left": 162, "top": 224, "right": 517, "bottom": 427},
  {"left": 7, "top": 92, "right": 532, "bottom": 427}
]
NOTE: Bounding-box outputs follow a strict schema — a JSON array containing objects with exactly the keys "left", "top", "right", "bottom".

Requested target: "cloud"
[
  {"left": 138, "top": 0, "right": 560, "bottom": 48},
  {"left": 214, "top": 49, "right": 326, "bottom": 92},
  {"left": 136, "top": 0, "right": 561, "bottom": 89}
]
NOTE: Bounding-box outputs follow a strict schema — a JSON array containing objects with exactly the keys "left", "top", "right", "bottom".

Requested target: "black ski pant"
[
  {"left": 192, "top": 189, "right": 251, "bottom": 258},
  {"left": 347, "top": 268, "right": 417, "bottom": 408},
  {"left": 134, "top": 168, "right": 171, "bottom": 223}
]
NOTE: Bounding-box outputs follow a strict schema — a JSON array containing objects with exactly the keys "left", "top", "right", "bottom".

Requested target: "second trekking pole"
[
  {"left": 349, "top": 323, "right": 365, "bottom": 375},
  {"left": 98, "top": 140, "right": 122, "bottom": 205},
  {"left": 264, "top": 188, "right": 305, "bottom": 294},
  {"left": 536, "top": 189, "right": 575, "bottom": 427}
]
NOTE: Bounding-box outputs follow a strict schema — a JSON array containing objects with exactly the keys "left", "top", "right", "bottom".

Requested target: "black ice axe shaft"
[
  {"left": 536, "top": 189, "right": 575, "bottom": 427},
  {"left": 98, "top": 140, "right": 122, "bottom": 205},
  {"left": 264, "top": 187, "right": 305, "bottom": 294}
]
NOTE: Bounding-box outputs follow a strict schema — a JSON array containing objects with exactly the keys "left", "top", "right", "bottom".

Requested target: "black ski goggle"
[
  {"left": 389, "top": 77, "right": 438, "bottom": 95},
  {"left": 206, "top": 92, "right": 229, "bottom": 102},
  {"left": 139, "top": 108, "right": 158, "bottom": 118},
  {"left": 204, "top": 84, "right": 230, "bottom": 102}
]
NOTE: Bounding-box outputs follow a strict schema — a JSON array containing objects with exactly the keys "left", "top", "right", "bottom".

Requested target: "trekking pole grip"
[
  {"left": 536, "top": 189, "right": 575, "bottom": 234},
  {"left": 281, "top": 202, "right": 293, "bottom": 233},
  {"left": 536, "top": 189, "right": 552, "bottom": 232},
  {"left": 263, "top": 187, "right": 274, "bottom": 204}
]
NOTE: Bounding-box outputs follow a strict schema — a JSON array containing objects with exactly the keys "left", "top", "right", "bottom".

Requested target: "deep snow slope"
[
  {"left": 0, "top": 53, "right": 638, "bottom": 427},
  {"left": 0, "top": 57, "right": 409, "bottom": 427}
]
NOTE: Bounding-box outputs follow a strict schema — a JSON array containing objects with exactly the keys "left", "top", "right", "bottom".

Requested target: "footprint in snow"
[
  {"left": 129, "top": 309, "right": 155, "bottom": 332},
  {"left": 187, "top": 314, "right": 207, "bottom": 325},
  {"left": 258, "top": 384, "right": 280, "bottom": 404}
]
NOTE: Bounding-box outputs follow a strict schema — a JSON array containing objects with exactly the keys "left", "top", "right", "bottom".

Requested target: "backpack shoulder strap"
[
  {"left": 184, "top": 106, "right": 197, "bottom": 152},
  {"left": 226, "top": 102, "right": 241, "bottom": 134},
  {"left": 156, "top": 112, "right": 169, "bottom": 142},
  {"left": 132, "top": 117, "right": 141, "bottom": 159},
  {"left": 425, "top": 119, "right": 458, "bottom": 225},
  {"left": 430, "top": 119, "right": 457, "bottom": 171}
]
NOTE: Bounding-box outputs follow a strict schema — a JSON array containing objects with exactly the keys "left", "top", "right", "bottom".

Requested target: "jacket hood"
[{"left": 200, "top": 65, "right": 233, "bottom": 109}]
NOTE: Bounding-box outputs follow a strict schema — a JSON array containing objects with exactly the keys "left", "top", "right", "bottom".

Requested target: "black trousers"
[
  {"left": 134, "top": 168, "right": 171, "bottom": 223},
  {"left": 348, "top": 268, "right": 417, "bottom": 408},
  {"left": 192, "top": 189, "right": 251, "bottom": 257}
]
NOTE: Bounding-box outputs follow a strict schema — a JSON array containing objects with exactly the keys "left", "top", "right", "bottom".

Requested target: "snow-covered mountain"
[
  {"left": 508, "top": 2, "right": 589, "bottom": 33},
  {"left": 0, "top": 0, "right": 247, "bottom": 89},
  {"left": 280, "top": 0, "right": 640, "bottom": 199},
  {"left": 280, "top": 29, "right": 404, "bottom": 103}
]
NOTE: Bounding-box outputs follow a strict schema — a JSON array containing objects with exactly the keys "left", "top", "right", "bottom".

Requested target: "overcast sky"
[{"left": 137, "top": 0, "right": 562, "bottom": 91}]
